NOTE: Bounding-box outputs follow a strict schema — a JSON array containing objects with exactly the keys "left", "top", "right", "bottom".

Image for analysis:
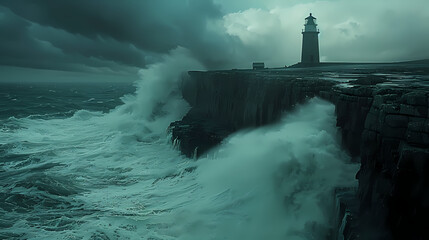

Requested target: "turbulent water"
[{"left": 1, "top": 51, "right": 358, "bottom": 240}]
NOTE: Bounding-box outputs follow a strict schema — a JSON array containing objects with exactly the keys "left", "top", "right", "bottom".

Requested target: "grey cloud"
[
  {"left": 31, "top": 25, "right": 149, "bottom": 68},
  {"left": 0, "top": 6, "right": 144, "bottom": 73},
  {"left": 0, "top": 0, "right": 238, "bottom": 72},
  {"left": 0, "top": 7, "right": 62, "bottom": 69},
  {"left": 0, "top": 1, "right": 224, "bottom": 58}
]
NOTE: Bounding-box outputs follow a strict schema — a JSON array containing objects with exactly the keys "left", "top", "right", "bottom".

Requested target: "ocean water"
[{"left": 0, "top": 51, "right": 358, "bottom": 240}]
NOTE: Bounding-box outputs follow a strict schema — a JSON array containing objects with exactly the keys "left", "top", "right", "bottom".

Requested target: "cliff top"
[{"left": 189, "top": 61, "right": 429, "bottom": 89}]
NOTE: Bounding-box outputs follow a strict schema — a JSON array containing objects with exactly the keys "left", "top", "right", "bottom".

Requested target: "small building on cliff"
[{"left": 252, "top": 62, "right": 265, "bottom": 70}]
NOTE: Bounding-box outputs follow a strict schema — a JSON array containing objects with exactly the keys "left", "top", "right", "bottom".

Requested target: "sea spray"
[
  {"left": 0, "top": 47, "right": 204, "bottom": 239},
  {"left": 160, "top": 98, "right": 359, "bottom": 240},
  {"left": 0, "top": 46, "right": 358, "bottom": 239},
  {"left": 108, "top": 46, "right": 204, "bottom": 139}
]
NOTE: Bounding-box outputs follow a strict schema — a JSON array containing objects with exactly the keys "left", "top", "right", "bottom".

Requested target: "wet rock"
[
  {"left": 171, "top": 70, "right": 335, "bottom": 157},
  {"left": 169, "top": 63, "right": 429, "bottom": 240},
  {"left": 388, "top": 143, "right": 429, "bottom": 240},
  {"left": 385, "top": 114, "right": 409, "bottom": 128}
]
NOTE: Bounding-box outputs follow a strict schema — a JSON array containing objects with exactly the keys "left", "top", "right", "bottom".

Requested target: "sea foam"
[{"left": 0, "top": 47, "right": 357, "bottom": 239}]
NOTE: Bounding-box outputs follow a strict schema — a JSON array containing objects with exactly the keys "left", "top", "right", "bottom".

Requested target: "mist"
[{"left": 162, "top": 98, "right": 359, "bottom": 239}]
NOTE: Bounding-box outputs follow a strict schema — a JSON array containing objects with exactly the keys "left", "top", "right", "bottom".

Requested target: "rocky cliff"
[
  {"left": 170, "top": 70, "right": 335, "bottom": 158},
  {"left": 169, "top": 62, "right": 429, "bottom": 239}
]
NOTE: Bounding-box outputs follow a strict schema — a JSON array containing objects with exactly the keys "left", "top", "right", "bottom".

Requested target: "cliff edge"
[{"left": 169, "top": 62, "right": 429, "bottom": 239}]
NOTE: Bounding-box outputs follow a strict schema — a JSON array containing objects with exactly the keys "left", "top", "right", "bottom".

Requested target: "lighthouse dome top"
[
  {"left": 305, "top": 13, "right": 317, "bottom": 26},
  {"left": 305, "top": 13, "right": 316, "bottom": 20}
]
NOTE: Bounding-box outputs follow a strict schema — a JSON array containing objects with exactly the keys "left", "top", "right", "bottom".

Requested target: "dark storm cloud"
[
  {"left": 1, "top": 0, "right": 221, "bottom": 52},
  {"left": 0, "top": 6, "right": 146, "bottom": 74},
  {"left": 0, "top": 0, "right": 234, "bottom": 72},
  {"left": 0, "top": 7, "right": 65, "bottom": 69},
  {"left": 31, "top": 25, "right": 149, "bottom": 68},
  {"left": 0, "top": 6, "right": 138, "bottom": 72}
]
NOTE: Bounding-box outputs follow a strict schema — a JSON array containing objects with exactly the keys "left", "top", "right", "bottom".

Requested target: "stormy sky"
[{"left": 0, "top": 0, "right": 428, "bottom": 77}]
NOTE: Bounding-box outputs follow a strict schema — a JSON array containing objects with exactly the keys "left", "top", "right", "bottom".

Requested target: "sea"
[{"left": 0, "top": 57, "right": 358, "bottom": 239}]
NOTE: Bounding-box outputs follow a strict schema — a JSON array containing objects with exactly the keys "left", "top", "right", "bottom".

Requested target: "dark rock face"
[
  {"left": 169, "top": 63, "right": 429, "bottom": 239},
  {"left": 329, "top": 85, "right": 374, "bottom": 158},
  {"left": 170, "top": 70, "right": 334, "bottom": 157},
  {"left": 332, "top": 81, "right": 429, "bottom": 239},
  {"left": 356, "top": 89, "right": 429, "bottom": 240},
  {"left": 169, "top": 109, "right": 233, "bottom": 158}
]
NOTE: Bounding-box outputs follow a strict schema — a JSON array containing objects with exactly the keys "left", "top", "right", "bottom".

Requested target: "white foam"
[
  {"left": 0, "top": 47, "right": 357, "bottom": 239},
  {"left": 151, "top": 98, "right": 358, "bottom": 240}
]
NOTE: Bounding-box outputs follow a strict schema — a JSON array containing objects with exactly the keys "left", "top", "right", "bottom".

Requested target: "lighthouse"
[{"left": 301, "top": 13, "right": 320, "bottom": 65}]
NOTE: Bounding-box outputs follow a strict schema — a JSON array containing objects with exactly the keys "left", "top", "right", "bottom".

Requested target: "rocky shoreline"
[{"left": 169, "top": 62, "right": 429, "bottom": 239}]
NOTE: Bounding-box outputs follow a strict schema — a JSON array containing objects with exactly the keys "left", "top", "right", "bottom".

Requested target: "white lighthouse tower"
[{"left": 301, "top": 13, "right": 320, "bottom": 65}]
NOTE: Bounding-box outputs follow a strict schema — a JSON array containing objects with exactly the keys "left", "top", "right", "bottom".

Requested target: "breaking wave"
[{"left": 0, "top": 47, "right": 357, "bottom": 239}]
